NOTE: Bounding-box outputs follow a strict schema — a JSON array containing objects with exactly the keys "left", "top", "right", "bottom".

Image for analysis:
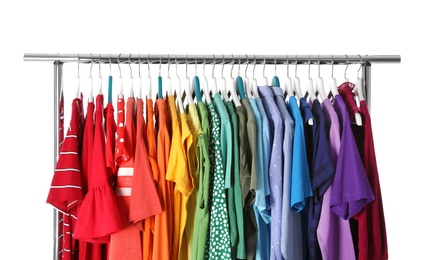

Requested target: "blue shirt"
[
  {"left": 259, "top": 86, "right": 284, "bottom": 260},
  {"left": 288, "top": 96, "right": 313, "bottom": 212},
  {"left": 249, "top": 97, "right": 270, "bottom": 260},
  {"left": 299, "top": 97, "right": 315, "bottom": 259},
  {"left": 272, "top": 88, "right": 301, "bottom": 260}
]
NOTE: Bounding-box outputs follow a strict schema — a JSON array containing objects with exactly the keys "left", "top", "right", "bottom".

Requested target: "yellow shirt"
[{"left": 166, "top": 96, "right": 193, "bottom": 260}]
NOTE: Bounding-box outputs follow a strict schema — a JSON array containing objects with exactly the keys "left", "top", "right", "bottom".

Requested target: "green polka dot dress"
[{"left": 205, "top": 99, "right": 231, "bottom": 260}]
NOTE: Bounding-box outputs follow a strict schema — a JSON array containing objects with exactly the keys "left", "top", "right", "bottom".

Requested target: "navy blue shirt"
[{"left": 308, "top": 98, "right": 336, "bottom": 260}]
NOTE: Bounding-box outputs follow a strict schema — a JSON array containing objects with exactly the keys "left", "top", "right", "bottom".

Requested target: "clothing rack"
[{"left": 23, "top": 53, "right": 400, "bottom": 260}]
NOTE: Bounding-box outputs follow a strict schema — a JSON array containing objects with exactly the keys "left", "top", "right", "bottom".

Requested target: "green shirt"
[
  {"left": 191, "top": 101, "right": 211, "bottom": 260},
  {"left": 205, "top": 95, "right": 231, "bottom": 260},
  {"left": 226, "top": 101, "right": 246, "bottom": 259}
]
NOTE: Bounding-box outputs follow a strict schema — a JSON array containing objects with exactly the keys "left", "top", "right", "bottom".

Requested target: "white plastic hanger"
[
  {"left": 243, "top": 55, "right": 251, "bottom": 98},
  {"left": 88, "top": 54, "right": 94, "bottom": 102},
  {"left": 97, "top": 54, "right": 103, "bottom": 96},
  {"left": 184, "top": 56, "right": 194, "bottom": 105},
  {"left": 354, "top": 54, "right": 366, "bottom": 102},
  {"left": 272, "top": 57, "right": 281, "bottom": 87},
  {"left": 134, "top": 55, "right": 143, "bottom": 99},
  {"left": 316, "top": 55, "right": 328, "bottom": 102},
  {"left": 344, "top": 55, "right": 362, "bottom": 126},
  {"left": 306, "top": 56, "right": 316, "bottom": 101},
  {"left": 219, "top": 55, "right": 229, "bottom": 101},
  {"left": 228, "top": 55, "right": 241, "bottom": 107},
  {"left": 210, "top": 55, "right": 218, "bottom": 98},
  {"left": 261, "top": 56, "right": 269, "bottom": 87},
  {"left": 146, "top": 55, "right": 152, "bottom": 100},
  {"left": 303, "top": 56, "right": 314, "bottom": 125},
  {"left": 76, "top": 54, "right": 81, "bottom": 100},
  {"left": 165, "top": 55, "right": 171, "bottom": 99},
  {"left": 329, "top": 55, "right": 339, "bottom": 98},
  {"left": 174, "top": 59, "right": 185, "bottom": 114},
  {"left": 344, "top": 54, "right": 350, "bottom": 83},
  {"left": 116, "top": 54, "right": 124, "bottom": 100},
  {"left": 127, "top": 54, "right": 134, "bottom": 98},
  {"left": 293, "top": 55, "right": 304, "bottom": 98},
  {"left": 285, "top": 55, "right": 294, "bottom": 98},
  {"left": 201, "top": 57, "right": 211, "bottom": 104},
  {"left": 250, "top": 55, "right": 260, "bottom": 98}
]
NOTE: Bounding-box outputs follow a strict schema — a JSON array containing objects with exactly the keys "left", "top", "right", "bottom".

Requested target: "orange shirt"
[
  {"left": 153, "top": 98, "right": 173, "bottom": 260},
  {"left": 143, "top": 98, "right": 160, "bottom": 260}
]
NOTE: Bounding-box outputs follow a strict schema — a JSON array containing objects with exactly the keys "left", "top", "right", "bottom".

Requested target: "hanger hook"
[
  {"left": 128, "top": 54, "right": 133, "bottom": 78},
  {"left": 295, "top": 54, "right": 298, "bottom": 78},
  {"left": 175, "top": 58, "right": 179, "bottom": 77},
  {"left": 231, "top": 54, "right": 235, "bottom": 78},
  {"left": 286, "top": 54, "right": 289, "bottom": 78},
  {"left": 245, "top": 54, "right": 249, "bottom": 76},
  {"left": 117, "top": 54, "right": 122, "bottom": 77},
  {"left": 90, "top": 53, "right": 94, "bottom": 78},
  {"left": 238, "top": 55, "right": 241, "bottom": 76},
  {"left": 357, "top": 54, "right": 363, "bottom": 76},
  {"left": 308, "top": 54, "right": 311, "bottom": 78},
  {"left": 212, "top": 54, "right": 216, "bottom": 78},
  {"left": 138, "top": 54, "right": 141, "bottom": 77},
  {"left": 77, "top": 53, "right": 80, "bottom": 77},
  {"left": 344, "top": 54, "right": 349, "bottom": 79},
  {"left": 318, "top": 54, "right": 321, "bottom": 77},
  {"left": 331, "top": 54, "right": 335, "bottom": 78},
  {"left": 98, "top": 53, "right": 102, "bottom": 78},
  {"left": 253, "top": 54, "right": 256, "bottom": 78},
  {"left": 109, "top": 54, "right": 112, "bottom": 75},
  {"left": 159, "top": 57, "right": 162, "bottom": 76},
  {"left": 195, "top": 57, "right": 198, "bottom": 76},
  {"left": 168, "top": 54, "right": 171, "bottom": 76},
  {"left": 203, "top": 56, "right": 206, "bottom": 74},
  {"left": 263, "top": 55, "right": 266, "bottom": 78},
  {"left": 274, "top": 56, "right": 277, "bottom": 75},
  {"left": 221, "top": 54, "right": 225, "bottom": 76},
  {"left": 186, "top": 55, "right": 190, "bottom": 77},
  {"left": 147, "top": 54, "right": 151, "bottom": 77}
]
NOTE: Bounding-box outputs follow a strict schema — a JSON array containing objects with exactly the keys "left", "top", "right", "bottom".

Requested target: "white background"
[{"left": 0, "top": 0, "right": 420, "bottom": 259}]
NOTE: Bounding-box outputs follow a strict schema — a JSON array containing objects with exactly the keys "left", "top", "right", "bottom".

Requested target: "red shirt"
[
  {"left": 74, "top": 94, "right": 122, "bottom": 243},
  {"left": 339, "top": 83, "right": 388, "bottom": 260},
  {"left": 105, "top": 102, "right": 117, "bottom": 184},
  {"left": 46, "top": 97, "right": 84, "bottom": 260}
]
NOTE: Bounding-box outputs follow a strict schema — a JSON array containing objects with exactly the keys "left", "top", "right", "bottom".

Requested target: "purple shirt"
[
  {"left": 331, "top": 95, "right": 374, "bottom": 220},
  {"left": 317, "top": 98, "right": 356, "bottom": 260},
  {"left": 259, "top": 86, "right": 283, "bottom": 260}
]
